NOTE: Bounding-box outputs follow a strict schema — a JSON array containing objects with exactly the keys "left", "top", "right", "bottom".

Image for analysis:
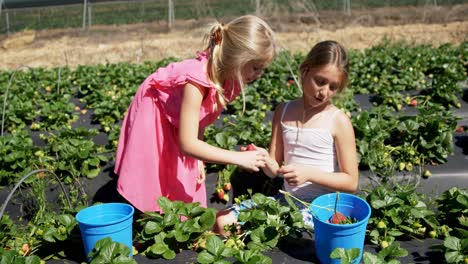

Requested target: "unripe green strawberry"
[
  {"left": 21, "top": 244, "right": 29, "bottom": 253},
  {"left": 423, "top": 169, "right": 432, "bottom": 178},
  {"left": 377, "top": 221, "right": 386, "bottom": 229},
  {"left": 406, "top": 163, "right": 413, "bottom": 171},
  {"left": 398, "top": 162, "right": 406, "bottom": 171},
  {"left": 380, "top": 241, "right": 389, "bottom": 249},
  {"left": 429, "top": 230, "right": 437, "bottom": 238},
  {"left": 225, "top": 238, "right": 237, "bottom": 249}
]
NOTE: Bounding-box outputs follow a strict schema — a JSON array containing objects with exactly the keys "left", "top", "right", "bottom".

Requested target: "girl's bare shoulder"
[{"left": 331, "top": 107, "right": 354, "bottom": 135}]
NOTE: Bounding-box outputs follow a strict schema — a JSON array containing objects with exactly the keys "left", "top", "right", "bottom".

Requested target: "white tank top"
[{"left": 281, "top": 102, "right": 340, "bottom": 201}]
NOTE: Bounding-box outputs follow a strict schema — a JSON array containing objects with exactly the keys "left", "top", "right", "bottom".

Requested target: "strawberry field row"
[{"left": 0, "top": 40, "right": 467, "bottom": 264}]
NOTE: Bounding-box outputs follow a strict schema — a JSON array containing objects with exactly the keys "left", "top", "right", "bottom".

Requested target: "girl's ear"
[{"left": 301, "top": 68, "right": 309, "bottom": 82}]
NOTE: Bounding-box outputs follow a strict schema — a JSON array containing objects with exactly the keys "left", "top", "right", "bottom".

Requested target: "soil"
[{"left": 1, "top": 4, "right": 468, "bottom": 70}]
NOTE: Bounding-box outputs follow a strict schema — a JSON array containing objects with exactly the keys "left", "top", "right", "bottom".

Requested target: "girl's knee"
[{"left": 214, "top": 209, "right": 237, "bottom": 235}]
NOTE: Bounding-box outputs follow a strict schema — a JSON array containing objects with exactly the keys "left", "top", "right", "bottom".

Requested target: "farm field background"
[
  {"left": 0, "top": 2, "right": 468, "bottom": 264},
  {"left": 1, "top": 3, "right": 468, "bottom": 70}
]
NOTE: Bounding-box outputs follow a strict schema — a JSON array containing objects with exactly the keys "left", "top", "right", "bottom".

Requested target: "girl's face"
[
  {"left": 241, "top": 60, "right": 267, "bottom": 84},
  {"left": 302, "top": 64, "right": 342, "bottom": 108}
]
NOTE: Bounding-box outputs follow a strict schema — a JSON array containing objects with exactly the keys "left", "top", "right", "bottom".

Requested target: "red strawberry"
[
  {"left": 329, "top": 212, "right": 347, "bottom": 224},
  {"left": 217, "top": 189, "right": 225, "bottom": 200},
  {"left": 455, "top": 126, "right": 465, "bottom": 133},
  {"left": 223, "top": 183, "right": 232, "bottom": 191},
  {"left": 246, "top": 144, "right": 256, "bottom": 151},
  {"left": 287, "top": 79, "right": 295, "bottom": 85},
  {"left": 409, "top": 99, "right": 417, "bottom": 107}
]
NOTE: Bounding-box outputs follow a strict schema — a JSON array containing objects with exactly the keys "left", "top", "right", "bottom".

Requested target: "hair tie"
[{"left": 210, "top": 26, "right": 223, "bottom": 46}]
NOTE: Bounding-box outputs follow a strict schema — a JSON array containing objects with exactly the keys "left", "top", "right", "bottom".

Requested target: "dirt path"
[{"left": 1, "top": 20, "right": 467, "bottom": 70}]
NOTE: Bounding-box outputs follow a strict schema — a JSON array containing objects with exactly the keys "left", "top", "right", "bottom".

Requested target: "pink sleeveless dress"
[{"left": 114, "top": 51, "right": 241, "bottom": 213}]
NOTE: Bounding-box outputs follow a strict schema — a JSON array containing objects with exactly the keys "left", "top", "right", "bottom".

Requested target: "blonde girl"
[{"left": 114, "top": 15, "right": 276, "bottom": 213}]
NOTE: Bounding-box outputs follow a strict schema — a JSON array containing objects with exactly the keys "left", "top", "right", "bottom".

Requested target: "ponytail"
[
  {"left": 204, "top": 23, "right": 228, "bottom": 110},
  {"left": 203, "top": 15, "right": 276, "bottom": 112}
]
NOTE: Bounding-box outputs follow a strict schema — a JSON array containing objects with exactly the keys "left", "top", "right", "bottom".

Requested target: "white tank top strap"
[
  {"left": 324, "top": 108, "right": 341, "bottom": 131},
  {"left": 280, "top": 102, "right": 291, "bottom": 122},
  {"left": 330, "top": 108, "right": 341, "bottom": 120}
]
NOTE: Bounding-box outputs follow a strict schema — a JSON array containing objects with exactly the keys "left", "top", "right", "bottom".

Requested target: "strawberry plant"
[
  {"left": 363, "top": 183, "right": 439, "bottom": 248},
  {"left": 42, "top": 127, "right": 108, "bottom": 183},
  {"left": 87, "top": 237, "right": 136, "bottom": 264},
  {"left": 352, "top": 106, "right": 398, "bottom": 176},
  {"left": 436, "top": 187, "right": 468, "bottom": 235},
  {"left": 0, "top": 169, "right": 84, "bottom": 262},
  {"left": 196, "top": 235, "right": 272, "bottom": 264},
  {"left": 362, "top": 242, "right": 409, "bottom": 263},
  {"left": 0, "top": 130, "right": 40, "bottom": 185},
  {"left": 233, "top": 193, "right": 308, "bottom": 251},
  {"left": 435, "top": 188, "right": 468, "bottom": 263},
  {"left": 135, "top": 197, "right": 217, "bottom": 260},
  {"left": 329, "top": 246, "right": 411, "bottom": 264},
  {"left": 0, "top": 248, "right": 42, "bottom": 264}
]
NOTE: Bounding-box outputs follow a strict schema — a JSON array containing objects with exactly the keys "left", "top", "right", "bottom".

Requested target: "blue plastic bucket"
[
  {"left": 310, "top": 193, "right": 371, "bottom": 264},
  {"left": 75, "top": 203, "right": 134, "bottom": 259}
]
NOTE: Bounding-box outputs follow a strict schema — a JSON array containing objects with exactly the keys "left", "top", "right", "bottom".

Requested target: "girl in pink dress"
[{"left": 114, "top": 15, "right": 276, "bottom": 213}]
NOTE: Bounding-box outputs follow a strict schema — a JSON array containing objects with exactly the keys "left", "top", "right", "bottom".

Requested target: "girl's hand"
[
  {"left": 279, "top": 164, "right": 311, "bottom": 186},
  {"left": 236, "top": 150, "right": 266, "bottom": 172},
  {"left": 253, "top": 146, "right": 269, "bottom": 157},
  {"left": 197, "top": 160, "right": 206, "bottom": 184}
]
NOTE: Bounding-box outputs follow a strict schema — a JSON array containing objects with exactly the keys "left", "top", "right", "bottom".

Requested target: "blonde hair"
[
  {"left": 204, "top": 15, "right": 276, "bottom": 110},
  {"left": 299, "top": 40, "right": 349, "bottom": 93}
]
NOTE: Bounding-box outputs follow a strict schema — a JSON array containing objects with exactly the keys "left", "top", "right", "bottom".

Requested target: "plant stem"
[
  {"left": 279, "top": 190, "right": 334, "bottom": 212},
  {"left": 334, "top": 192, "right": 340, "bottom": 214}
]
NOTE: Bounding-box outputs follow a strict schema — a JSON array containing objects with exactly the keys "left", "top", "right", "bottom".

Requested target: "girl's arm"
[
  {"left": 280, "top": 111, "right": 359, "bottom": 192},
  {"left": 260, "top": 103, "right": 285, "bottom": 177},
  {"left": 179, "top": 83, "right": 266, "bottom": 171}
]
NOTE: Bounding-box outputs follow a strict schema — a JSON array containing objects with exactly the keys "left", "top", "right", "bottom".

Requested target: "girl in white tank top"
[
  {"left": 260, "top": 41, "right": 359, "bottom": 204},
  {"left": 214, "top": 41, "right": 359, "bottom": 233}
]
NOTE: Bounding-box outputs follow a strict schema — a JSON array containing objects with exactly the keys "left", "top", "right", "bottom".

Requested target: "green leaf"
[
  {"left": 197, "top": 251, "right": 215, "bottom": 264},
  {"left": 444, "top": 236, "right": 461, "bottom": 251},
  {"left": 174, "top": 229, "right": 190, "bottom": 242},
  {"left": 57, "top": 214, "right": 75, "bottom": 227},
  {"left": 215, "top": 133, "right": 227, "bottom": 147},
  {"left": 371, "top": 199, "right": 386, "bottom": 209},
  {"left": 113, "top": 255, "right": 137, "bottom": 264},
  {"left": 206, "top": 235, "right": 224, "bottom": 256},
  {"left": 162, "top": 249, "right": 176, "bottom": 260},
  {"left": 199, "top": 209, "right": 216, "bottom": 229},
  {"left": 387, "top": 230, "right": 404, "bottom": 237},
  {"left": 85, "top": 168, "right": 100, "bottom": 178},
  {"left": 144, "top": 221, "right": 161, "bottom": 235},
  {"left": 150, "top": 243, "right": 168, "bottom": 255},
  {"left": 43, "top": 228, "right": 57, "bottom": 242},
  {"left": 445, "top": 251, "right": 463, "bottom": 263},
  {"left": 363, "top": 252, "right": 384, "bottom": 264},
  {"left": 24, "top": 256, "right": 41, "bottom": 264},
  {"left": 157, "top": 197, "right": 172, "bottom": 214},
  {"left": 330, "top": 248, "right": 347, "bottom": 259}
]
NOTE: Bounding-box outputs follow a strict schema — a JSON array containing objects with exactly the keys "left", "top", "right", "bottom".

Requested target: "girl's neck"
[{"left": 302, "top": 99, "right": 332, "bottom": 115}]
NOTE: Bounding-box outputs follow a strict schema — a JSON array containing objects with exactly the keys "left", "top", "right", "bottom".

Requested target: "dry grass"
[{"left": 1, "top": 4, "right": 468, "bottom": 70}]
